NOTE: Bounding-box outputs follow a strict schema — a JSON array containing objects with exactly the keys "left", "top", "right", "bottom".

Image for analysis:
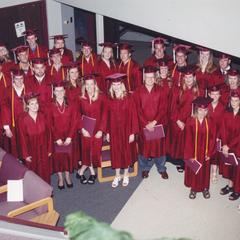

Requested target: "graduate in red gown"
[
  {"left": 0, "top": 42, "right": 15, "bottom": 74},
  {"left": 78, "top": 40, "right": 98, "bottom": 76},
  {"left": 47, "top": 49, "right": 66, "bottom": 81},
  {"left": 47, "top": 81, "right": 79, "bottom": 189},
  {"left": 117, "top": 43, "right": 142, "bottom": 92},
  {"left": 134, "top": 66, "right": 168, "bottom": 179},
  {"left": 171, "top": 44, "right": 191, "bottom": 87},
  {"left": 167, "top": 67, "right": 200, "bottom": 172},
  {"left": 23, "top": 29, "right": 48, "bottom": 60},
  {"left": 28, "top": 58, "right": 53, "bottom": 111},
  {"left": 221, "top": 69, "right": 240, "bottom": 106},
  {"left": 2, "top": 69, "right": 32, "bottom": 157},
  {"left": 144, "top": 37, "right": 173, "bottom": 69},
  {"left": 96, "top": 42, "right": 117, "bottom": 93},
  {"left": 18, "top": 92, "right": 52, "bottom": 183},
  {"left": 65, "top": 62, "right": 81, "bottom": 105},
  {"left": 107, "top": 73, "right": 139, "bottom": 188},
  {"left": 209, "top": 53, "right": 231, "bottom": 88},
  {"left": 77, "top": 74, "right": 107, "bottom": 184},
  {"left": 195, "top": 47, "right": 217, "bottom": 93},
  {"left": 12, "top": 46, "right": 33, "bottom": 78},
  {"left": 219, "top": 90, "right": 240, "bottom": 201},
  {"left": 207, "top": 85, "right": 225, "bottom": 184},
  {"left": 50, "top": 35, "right": 73, "bottom": 64},
  {"left": 184, "top": 96, "right": 216, "bottom": 199}
]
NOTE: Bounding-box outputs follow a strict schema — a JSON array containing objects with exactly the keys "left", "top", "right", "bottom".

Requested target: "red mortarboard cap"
[
  {"left": 98, "top": 42, "right": 116, "bottom": 48},
  {"left": 31, "top": 58, "right": 48, "bottom": 65},
  {"left": 142, "top": 65, "right": 158, "bottom": 73},
  {"left": 22, "top": 29, "right": 37, "bottom": 37},
  {"left": 12, "top": 45, "right": 29, "bottom": 55},
  {"left": 208, "top": 84, "right": 222, "bottom": 92},
  {"left": 118, "top": 43, "right": 134, "bottom": 52},
  {"left": 49, "top": 48, "right": 61, "bottom": 57},
  {"left": 63, "top": 61, "right": 79, "bottom": 70},
  {"left": 23, "top": 92, "right": 40, "bottom": 102},
  {"left": 228, "top": 69, "right": 239, "bottom": 77},
  {"left": 11, "top": 69, "right": 25, "bottom": 77},
  {"left": 157, "top": 59, "right": 169, "bottom": 68},
  {"left": 82, "top": 73, "right": 99, "bottom": 81},
  {"left": 192, "top": 96, "right": 213, "bottom": 109},
  {"left": 183, "top": 65, "right": 196, "bottom": 76},
  {"left": 216, "top": 52, "right": 230, "bottom": 60},
  {"left": 50, "top": 34, "right": 68, "bottom": 40},
  {"left": 106, "top": 73, "right": 127, "bottom": 82},
  {"left": 152, "top": 37, "right": 167, "bottom": 46},
  {"left": 230, "top": 89, "right": 240, "bottom": 98},
  {"left": 173, "top": 44, "right": 191, "bottom": 54},
  {"left": 52, "top": 80, "right": 68, "bottom": 88}
]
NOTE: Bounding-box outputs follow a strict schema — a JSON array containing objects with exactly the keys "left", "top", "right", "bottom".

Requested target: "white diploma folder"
[{"left": 7, "top": 179, "right": 24, "bottom": 202}]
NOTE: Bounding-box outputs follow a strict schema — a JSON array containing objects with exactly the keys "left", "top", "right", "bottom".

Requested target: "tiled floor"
[{"left": 112, "top": 163, "right": 240, "bottom": 240}]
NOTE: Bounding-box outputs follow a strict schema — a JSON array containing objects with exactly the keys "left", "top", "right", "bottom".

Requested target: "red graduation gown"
[
  {"left": 195, "top": 68, "right": 215, "bottom": 93},
  {"left": 108, "top": 95, "right": 139, "bottom": 168},
  {"left": 27, "top": 75, "right": 53, "bottom": 111},
  {"left": 167, "top": 86, "right": 199, "bottom": 159},
  {"left": 47, "top": 65, "right": 66, "bottom": 81},
  {"left": 144, "top": 54, "right": 174, "bottom": 69},
  {"left": 66, "top": 85, "right": 81, "bottom": 105},
  {"left": 61, "top": 48, "right": 74, "bottom": 64},
  {"left": 219, "top": 110, "right": 240, "bottom": 180},
  {"left": 233, "top": 138, "right": 240, "bottom": 193},
  {"left": 2, "top": 85, "right": 32, "bottom": 157},
  {"left": 184, "top": 117, "right": 216, "bottom": 192},
  {"left": 117, "top": 59, "right": 142, "bottom": 92},
  {"left": 18, "top": 112, "right": 52, "bottom": 183},
  {"left": 47, "top": 101, "right": 79, "bottom": 172},
  {"left": 27, "top": 44, "right": 48, "bottom": 60},
  {"left": 79, "top": 94, "right": 107, "bottom": 167},
  {"left": 78, "top": 53, "right": 98, "bottom": 76},
  {"left": 134, "top": 85, "right": 167, "bottom": 158},
  {"left": 96, "top": 59, "right": 117, "bottom": 93}
]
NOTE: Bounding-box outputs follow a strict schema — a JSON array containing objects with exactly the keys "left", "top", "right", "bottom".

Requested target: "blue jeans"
[{"left": 138, "top": 154, "right": 167, "bottom": 173}]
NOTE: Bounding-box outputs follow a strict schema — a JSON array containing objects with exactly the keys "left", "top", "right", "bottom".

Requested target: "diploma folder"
[
  {"left": 7, "top": 179, "right": 23, "bottom": 202},
  {"left": 220, "top": 152, "right": 239, "bottom": 166},
  {"left": 82, "top": 115, "right": 96, "bottom": 137},
  {"left": 184, "top": 159, "right": 202, "bottom": 175},
  {"left": 143, "top": 124, "right": 165, "bottom": 141},
  {"left": 54, "top": 143, "right": 72, "bottom": 154}
]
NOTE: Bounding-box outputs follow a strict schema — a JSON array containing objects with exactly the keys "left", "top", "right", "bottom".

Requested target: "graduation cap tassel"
[{"left": 47, "top": 52, "right": 51, "bottom": 66}]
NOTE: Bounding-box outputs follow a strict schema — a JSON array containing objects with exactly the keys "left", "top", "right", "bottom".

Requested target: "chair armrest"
[
  {"left": 102, "top": 145, "right": 110, "bottom": 151},
  {"left": 0, "top": 184, "right": 7, "bottom": 194},
  {"left": 7, "top": 197, "right": 54, "bottom": 218}
]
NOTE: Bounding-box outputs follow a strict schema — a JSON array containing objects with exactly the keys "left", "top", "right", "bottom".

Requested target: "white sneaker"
[
  {"left": 112, "top": 176, "right": 121, "bottom": 188},
  {"left": 122, "top": 176, "right": 129, "bottom": 187}
]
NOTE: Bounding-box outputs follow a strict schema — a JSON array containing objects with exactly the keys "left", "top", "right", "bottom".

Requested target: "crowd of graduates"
[{"left": 0, "top": 29, "right": 240, "bottom": 205}]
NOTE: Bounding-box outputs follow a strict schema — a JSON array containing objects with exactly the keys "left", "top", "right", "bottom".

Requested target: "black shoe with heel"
[
  {"left": 79, "top": 175, "right": 88, "bottom": 184},
  {"left": 88, "top": 175, "right": 96, "bottom": 184},
  {"left": 65, "top": 180, "right": 73, "bottom": 188}
]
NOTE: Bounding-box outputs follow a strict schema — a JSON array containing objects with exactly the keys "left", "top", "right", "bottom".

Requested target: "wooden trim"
[{"left": 0, "top": 184, "right": 7, "bottom": 194}]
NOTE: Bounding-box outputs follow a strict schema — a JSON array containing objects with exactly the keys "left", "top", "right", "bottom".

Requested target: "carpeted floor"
[{"left": 52, "top": 167, "right": 142, "bottom": 227}]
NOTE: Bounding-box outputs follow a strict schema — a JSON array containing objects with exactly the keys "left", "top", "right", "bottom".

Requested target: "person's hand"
[
  {"left": 5, "top": 128, "right": 13, "bottom": 138},
  {"left": 146, "top": 120, "right": 157, "bottom": 131},
  {"left": 176, "top": 120, "right": 185, "bottom": 131},
  {"left": 48, "top": 152, "right": 52, "bottom": 157},
  {"left": 64, "top": 137, "right": 72, "bottom": 145},
  {"left": 56, "top": 139, "right": 63, "bottom": 146},
  {"left": 106, "top": 133, "right": 110, "bottom": 142},
  {"left": 222, "top": 145, "right": 229, "bottom": 156},
  {"left": 26, "top": 156, "right": 32, "bottom": 162},
  {"left": 82, "top": 128, "right": 91, "bottom": 137},
  {"left": 205, "top": 156, "right": 210, "bottom": 161},
  {"left": 95, "top": 131, "right": 103, "bottom": 139},
  {"left": 129, "top": 134, "right": 134, "bottom": 143}
]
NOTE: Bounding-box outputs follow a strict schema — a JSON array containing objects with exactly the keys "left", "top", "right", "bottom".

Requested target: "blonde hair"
[
  {"left": 196, "top": 51, "right": 216, "bottom": 73},
  {"left": 66, "top": 68, "right": 81, "bottom": 88},
  {"left": 109, "top": 82, "right": 127, "bottom": 99},
  {"left": 81, "top": 79, "right": 99, "bottom": 102},
  {"left": 180, "top": 75, "right": 199, "bottom": 99},
  {"left": 226, "top": 74, "right": 240, "bottom": 87}
]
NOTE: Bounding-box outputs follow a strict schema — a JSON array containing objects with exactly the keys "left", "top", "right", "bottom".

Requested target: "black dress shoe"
[
  {"left": 189, "top": 190, "right": 196, "bottom": 199},
  {"left": 203, "top": 189, "right": 210, "bottom": 199},
  {"left": 79, "top": 175, "right": 88, "bottom": 184},
  {"left": 220, "top": 185, "right": 233, "bottom": 195},
  {"left": 65, "top": 180, "right": 73, "bottom": 188},
  {"left": 88, "top": 175, "right": 97, "bottom": 184},
  {"left": 142, "top": 170, "right": 149, "bottom": 178},
  {"left": 58, "top": 182, "right": 65, "bottom": 190},
  {"left": 76, "top": 172, "right": 81, "bottom": 179},
  {"left": 229, "top": 192, "right": 240, "bottom": 201}
]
